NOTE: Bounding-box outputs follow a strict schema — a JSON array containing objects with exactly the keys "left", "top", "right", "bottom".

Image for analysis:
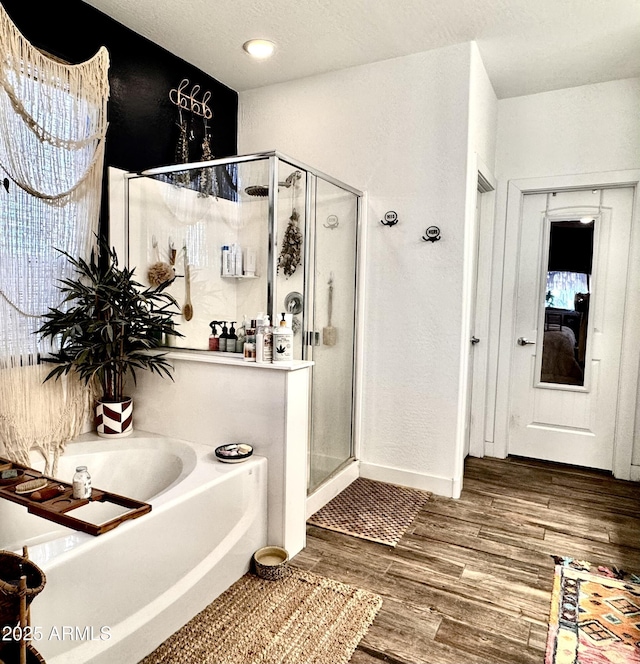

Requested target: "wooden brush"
[{"left": 322, "top": 275, "right": 337, "bottom": 346}]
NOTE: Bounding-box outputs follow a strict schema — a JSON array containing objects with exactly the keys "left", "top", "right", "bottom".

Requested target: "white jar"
[{"left": 72, "top": 465, "right": 92, "bottom": 499}]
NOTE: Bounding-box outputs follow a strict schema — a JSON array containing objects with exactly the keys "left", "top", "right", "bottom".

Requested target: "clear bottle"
[{"left": 72, "top": 466, "right": 91, "bottom": 499}]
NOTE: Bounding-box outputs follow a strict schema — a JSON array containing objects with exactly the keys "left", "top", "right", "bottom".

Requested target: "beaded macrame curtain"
[{"left": 0, "top": 3, "right": 110, "bottom": 473}]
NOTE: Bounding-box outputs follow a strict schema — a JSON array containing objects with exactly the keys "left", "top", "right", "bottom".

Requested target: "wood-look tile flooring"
[{"left": 292, "top": 456, "right": 640, "bottom": 664}]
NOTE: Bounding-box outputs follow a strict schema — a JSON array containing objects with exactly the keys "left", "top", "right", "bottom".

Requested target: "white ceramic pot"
[{"left": 95, "top": 398, "right": 133, "bottom": 438}]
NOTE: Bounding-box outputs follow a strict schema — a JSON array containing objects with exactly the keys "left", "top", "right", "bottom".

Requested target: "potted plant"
[{"left": 37, "top": 238, "right": 182, "bottom": 438}]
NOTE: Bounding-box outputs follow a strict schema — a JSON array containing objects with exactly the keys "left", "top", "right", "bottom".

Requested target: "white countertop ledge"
[{"left": 162, "top": 348, "right": 314, "bottom": 371}]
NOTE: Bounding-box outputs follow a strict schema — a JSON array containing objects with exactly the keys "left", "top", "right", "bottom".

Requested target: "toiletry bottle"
[
  {"left": 235, "top": 317, "right": 246, "bottom": 354},
  {"left": 219, "top": 321, "right": 228, "bottom": 352},
  {"left": 72, "top": 466, "right": 91, "bottom": 499},
  {"left": 243, "top": 247, "right": 257, "bottom": 277},
  {"left": 272, "top": 313, "right": 293, "bottom": 362},
  {"left": 256, "top": 315, "right": 273, "bottom": 364},
  {"left": 209, "top": 321, "right": 220, "bottom": 351},
  {"left": 263, "top": 315, "right": 273, "bottom": 363},
  {"left": 232, "top": 243, "right": 243, "bottom": 276},
  {"left": 221, "top": 246, "right": 232, "bottom": 276},
  {"left": 227, "top": 321, "right": 237, "bottom": 353},
  {"left": 256, "top": 316, "right": 265, "bottom": 363},
  {"left": 244, "top": 318, "right": 256, "bottom": 361}
]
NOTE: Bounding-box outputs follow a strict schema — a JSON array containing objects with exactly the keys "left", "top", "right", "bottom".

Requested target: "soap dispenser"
[
  {"left": 219, "top": 321, "right": 229, "bottom": 352},
  {"left": 209, "top": 321, "right": 220, "bottom": 351},
  {"left": 227, "top": 321, "right": 238, "bottom": 353},
  {"left": 272, "top": 312, "right": 293, "bottom": 362}
]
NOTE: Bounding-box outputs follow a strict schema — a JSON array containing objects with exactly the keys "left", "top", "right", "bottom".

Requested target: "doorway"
[{"left": 493, "top": 172, "right": 640, "bottom": 478}]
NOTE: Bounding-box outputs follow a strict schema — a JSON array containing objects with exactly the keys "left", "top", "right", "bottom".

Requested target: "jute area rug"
[
  {"left": 307, "top": 477, "right": 431, "bottom": 547},
  {"left": 545, "top": 556, "right": 640, "bottom": 664},
  {"left": 140, "top": 567, "right": 382, "bottom": 664}
]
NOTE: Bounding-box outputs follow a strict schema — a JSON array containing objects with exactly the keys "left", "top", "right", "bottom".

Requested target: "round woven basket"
[
  {"left": 0, "top": 551, "right": 46, "bottom": 628},
  {"left": 252, "top": 546, "right": 289, "bottom": 581}
]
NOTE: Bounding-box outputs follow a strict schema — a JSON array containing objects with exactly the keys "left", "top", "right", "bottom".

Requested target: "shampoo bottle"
[
  {"left": 272, "top": 313, "right": 293, "bottom": 362},
  {"left": 221, "top": 246, "right": 232, "bottom": 276}
]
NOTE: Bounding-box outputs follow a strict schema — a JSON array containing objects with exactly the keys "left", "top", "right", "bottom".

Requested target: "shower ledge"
[{"left": 160, "top": 348, "right": 314, "bottom": 371}]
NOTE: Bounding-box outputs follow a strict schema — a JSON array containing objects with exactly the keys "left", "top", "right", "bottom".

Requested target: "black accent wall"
[{"left": 1, "top": 1, "right": 238, "bottom": 173}]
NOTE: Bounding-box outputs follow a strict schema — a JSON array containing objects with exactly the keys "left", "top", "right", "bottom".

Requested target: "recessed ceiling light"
[{"left": 242, "top": 39, "right": 276, "bottom": 60}]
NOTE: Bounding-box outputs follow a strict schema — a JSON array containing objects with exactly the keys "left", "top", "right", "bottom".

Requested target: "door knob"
[
  {"left": 470, "top": 336, "right": 480, "bottom": 345},
  {"left": 517, "top": 337, "right": 535, "bottom": 346}
]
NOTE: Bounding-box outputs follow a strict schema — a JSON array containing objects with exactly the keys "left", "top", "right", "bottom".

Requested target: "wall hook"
[
  {"left": 324, "top": 214, "right": 339, "bottom": 230},
  {"left": 422, "top": 226, "right": 441, "bottom": 242},
  {"left": 381, "top": 211, "right": 398, "bottom": 227}
]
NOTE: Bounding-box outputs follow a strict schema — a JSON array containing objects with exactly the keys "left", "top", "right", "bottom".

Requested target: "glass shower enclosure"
[{"left": 123, "top": 151, "right": 362, "bottom": 495}]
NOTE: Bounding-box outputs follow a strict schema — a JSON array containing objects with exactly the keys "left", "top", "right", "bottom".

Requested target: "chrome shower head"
[
  {"left": 244, "top": 170, "right": 302, "bottom": 197},
  {"left": 244, "top": 185, "right": 270, "bottom": 197}
]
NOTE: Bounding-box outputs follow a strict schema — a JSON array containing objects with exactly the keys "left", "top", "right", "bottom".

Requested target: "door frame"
[{"left": 493, "top": 170, "right": 640, "bottom": 479}]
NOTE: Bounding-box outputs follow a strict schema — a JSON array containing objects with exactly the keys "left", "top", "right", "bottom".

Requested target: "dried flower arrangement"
[{"left": 278, "top": 208, "right": 302, "bottom": 277}]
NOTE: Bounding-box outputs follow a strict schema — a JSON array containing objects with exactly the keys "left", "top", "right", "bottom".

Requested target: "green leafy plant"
[{"left": 37, "top": 238, "right": 182, "bottom": 402}]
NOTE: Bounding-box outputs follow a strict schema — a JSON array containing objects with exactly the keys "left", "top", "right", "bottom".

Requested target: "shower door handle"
[{"left": 305, "top": 331, "right": 320, "bottom": 346}]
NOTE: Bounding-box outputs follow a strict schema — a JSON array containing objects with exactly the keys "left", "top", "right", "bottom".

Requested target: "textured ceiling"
[{"left": 83, "top": 0, "right": 640, "bottom": 98}]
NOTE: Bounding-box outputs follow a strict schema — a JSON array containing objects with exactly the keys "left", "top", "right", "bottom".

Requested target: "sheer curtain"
[{"left": 0, "top": 4, "right": 110, "bottom": 472}]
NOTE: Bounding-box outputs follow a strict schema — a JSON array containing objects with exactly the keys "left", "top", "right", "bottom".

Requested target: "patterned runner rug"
[
  {"left": 545, "top": 557, "right": 640, "bottom": 664},
  {"left": 140, "top": 568, "right": 382, "bottom": 664},
  {"left": 307, "top": 477, "right": 431, "bottom": 547}
]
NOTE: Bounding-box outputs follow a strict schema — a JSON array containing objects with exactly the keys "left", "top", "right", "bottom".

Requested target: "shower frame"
[{"left": 122, "top": 150, "right": 365, "bottom": 497}]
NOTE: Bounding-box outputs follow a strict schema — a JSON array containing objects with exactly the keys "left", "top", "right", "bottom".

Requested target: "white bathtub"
[{"left": 0, "top": 431, "right": 268, "bottom": 664}]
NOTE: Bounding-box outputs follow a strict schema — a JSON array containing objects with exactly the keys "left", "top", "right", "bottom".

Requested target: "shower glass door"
[{"left": 306, "top": 175, "right": 359, "bottom": 493}]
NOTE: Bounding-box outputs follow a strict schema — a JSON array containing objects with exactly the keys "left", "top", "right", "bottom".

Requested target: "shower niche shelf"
[
  {"left": 0, "top": 457, "right": 151, "bottom": 536},
  {"left": 221, "top": 275, "right": 258, "bottom": 280}
]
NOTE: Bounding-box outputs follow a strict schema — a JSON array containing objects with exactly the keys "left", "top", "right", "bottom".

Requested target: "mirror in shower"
[{"left": 540, "top": 218, "right": 594, "bottom": 386}]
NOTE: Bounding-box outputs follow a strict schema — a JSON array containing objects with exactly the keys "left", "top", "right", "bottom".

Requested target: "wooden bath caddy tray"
[{"left": 0, "top": 457, "right": 151, "bottom": 536}]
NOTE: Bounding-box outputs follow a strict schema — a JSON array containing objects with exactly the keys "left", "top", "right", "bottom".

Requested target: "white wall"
[
  {"left": 240, "top": 42, "right": 483, "bottom": 496},
  {"left": 496, "top": 78, "right": 640, "bottom": 180},
  {"left": 489, "top": 78, "right": 640, "bottom": 464}
]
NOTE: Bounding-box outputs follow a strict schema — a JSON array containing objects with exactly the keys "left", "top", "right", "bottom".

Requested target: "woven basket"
[
  {"left": 0, "top": 551, "right": 46, "bottom": 628},
  {"left": 0, "top": 641, "right": 47, "bottom": 663},
  {"left": 252, "top": 546, "right": 289, "bottom": 581}
]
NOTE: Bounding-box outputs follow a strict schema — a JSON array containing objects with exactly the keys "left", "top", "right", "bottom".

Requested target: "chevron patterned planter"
[{"left": 95, "top": 398, "right": 133, "bottom": 438}]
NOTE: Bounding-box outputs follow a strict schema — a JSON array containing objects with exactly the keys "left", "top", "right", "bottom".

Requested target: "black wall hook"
[
  {"left": 422, "top": 226, "right": 441, "bottom": 242},
  {"left": 381, "top": 211, "right": 398, "bottom": 227}
]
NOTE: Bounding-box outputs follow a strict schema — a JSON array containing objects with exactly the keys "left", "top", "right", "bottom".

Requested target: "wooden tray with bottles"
[{"left": 0, "top": 457, "right": 151, "bottom": 536}]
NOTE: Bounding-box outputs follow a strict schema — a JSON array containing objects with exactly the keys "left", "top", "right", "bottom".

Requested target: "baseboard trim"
[
  {"left": 306, "top": 460, "right": 360, "bottom": 519},
  {"left": 359, "top": 462, "right": 456, "bottom": 498}
]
